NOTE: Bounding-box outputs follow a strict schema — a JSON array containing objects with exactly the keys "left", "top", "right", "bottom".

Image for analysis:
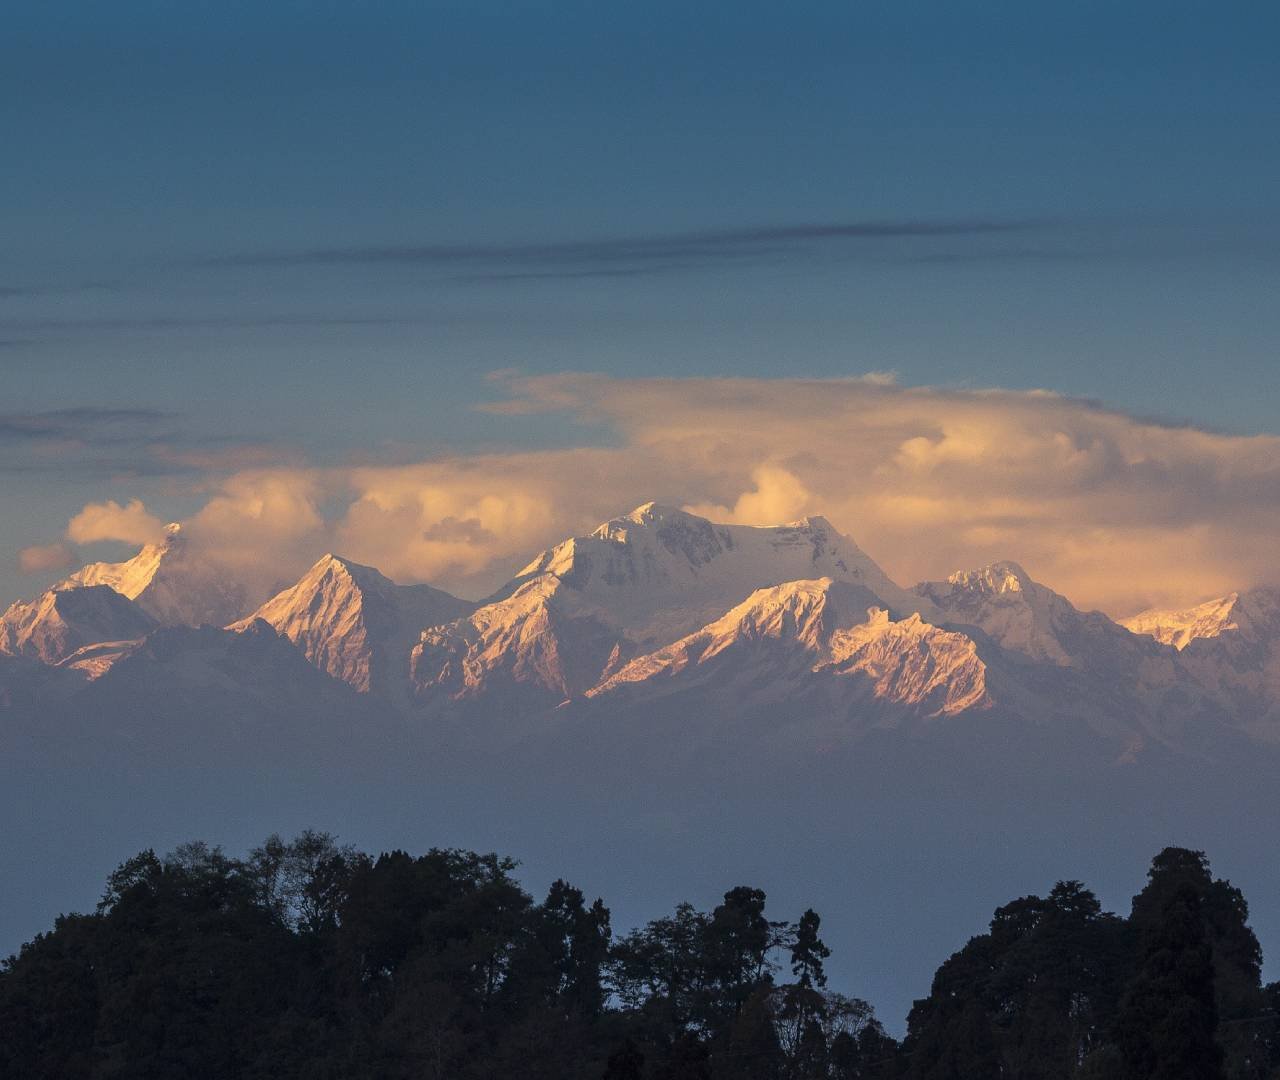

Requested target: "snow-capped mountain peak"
[
  {"left": 408, "top": 503, "right": 928, "bottom": 709},
  {"left": 236, "top": 553, "right": 474, "bottom": 696},
  {"left": 914, "top": 560, "right": 1143, "bottom": 668},
  {"left": 61, "top": 523, "right": 248, "bottom": 628},
  {"left": 0, "top": 584, "right": 157, "bottom": 665},
  {"left": 938, "top": 561, "right": 1034, "bottom": 597},
  {"left": 410, "top": 571, "right": 626, "bottom": 709},
  {"left": 1122, "top": 588, "right": 1280, "bottom": 651},
  {"left": 8, "top": 498, "right": 1280, "bottom": 753},
  {"left": 503, "top": 502, "right": 917, "bottom": 647},
  {"left": 587, "top": 578, "right": 882, "bottom": 693},
  {"left": 587, "top": 577, "right": 988, "bottom": 719}
]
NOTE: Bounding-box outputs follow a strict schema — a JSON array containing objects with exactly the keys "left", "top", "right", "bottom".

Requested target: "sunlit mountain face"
[{"left": 3, "top": 499, "right": 1277, "bottom": 746}]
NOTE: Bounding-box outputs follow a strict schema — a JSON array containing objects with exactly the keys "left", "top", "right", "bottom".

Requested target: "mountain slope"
[
  {"left": 0, "top": 651, "right": 85, "bottom": 710},
  {"left": 46, "top": 619, "right": 393, "bottom": 751},
  {"left": 913, "top": 561, "right": 1157, "bottom": 673},
  {"left": 500, "top": 502, "right": 924, "bottom": 646},
  {"left": 1123, "top": 588, "right": 1280, "bottom": 651},
  {"left": 1124, "top": 588, "right": 1280, "bottom": 739},
  {"left": 3, "top": 499, "right": 1279, "bottom": 754},
  {"left": 588, "top": 578, "right": 988, "bottom": 720},
  {"left": 411, "top": 575, "right": 626, "bottom": 711},
  {"left": 410, "top": 503, "right": 923, "bottom": 709},
  {"left": 62, "top": 523, "right": 248, "bottom": 627},
  {"left": 0, "top": 585, "right": 156, "bottom": 665},
  {"left": 236, "top": 554, "right": 474, "bottom": 697}
]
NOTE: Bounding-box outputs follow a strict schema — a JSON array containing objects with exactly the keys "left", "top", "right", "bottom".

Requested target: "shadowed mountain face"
[{"left": 5, "top": 501, "right": 1280, "bottom": 1028}]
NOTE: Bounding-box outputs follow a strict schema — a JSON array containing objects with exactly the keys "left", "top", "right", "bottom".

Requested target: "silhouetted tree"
[
  {"left": 14, "top": 835, "right": 1274, "bottom": 1080},
  {"left": 902, "top": 879, "right": 1127, "bottom": 1079},
  {"left": 1128, "top": 847, "right": 1269, "bottom": 1079},
  {"left": 603, "top": 1037, "right": 646, "bottom": 1080},
  {"left": 1114, "top": 881, "right": 1224, "bottom": 1080}
]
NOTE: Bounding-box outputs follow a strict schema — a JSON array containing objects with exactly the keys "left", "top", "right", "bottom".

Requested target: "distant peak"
[
  {"left": 947, "top": 561, "right": 1033, "bottom": 593},
  {"left": 606, "top": 503, "right": 840, "bottom": 535},
  {"left": 622, "top": 502, "right": 697, "bottom": 524},
  {"left": 789, "top": 514, "right": 834, "bottom": 533},
  {"left": 589, "top": 502, "right": 705, "bottom": 541},
  {"left": 307, "top": 553, "right": 391, "bottom": 587}
]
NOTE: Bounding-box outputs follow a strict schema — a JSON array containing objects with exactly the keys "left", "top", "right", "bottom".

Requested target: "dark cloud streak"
[
  {"left": 0, "top": 314, "right": 421, "bottom": 333},
  {"left": 0, "top": 407, "right": 292, "bottom": 480},
  {"left": 0, "top": 407, "right": 173, "bottom": 445},
  {"left": 205, "top": 218, "right": 1048, "bottom": 271}
]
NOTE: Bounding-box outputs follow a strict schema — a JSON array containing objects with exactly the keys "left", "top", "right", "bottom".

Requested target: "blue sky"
[{"left": 3, "top": 1, "right": 1280, "bottom": 606}]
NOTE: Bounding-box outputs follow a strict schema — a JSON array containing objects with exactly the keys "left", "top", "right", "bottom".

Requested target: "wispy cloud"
[
  {"left": 0, "top": 314, "right": 422, "bottom": 334},
  {"left": 0, "top": 407, "right": 172, "bottom": 445},
  {"left": 17, "top": 542, "right": 77, "bottom": 574},
  {"left": 0, "top": 407, "right": 290, "bottom": 479},
  {"left": 205, "top": 218, "right": 1048, "bottom": 278},
  {"left": 0, "top": 281, "right": 120, "bottom": 301}
]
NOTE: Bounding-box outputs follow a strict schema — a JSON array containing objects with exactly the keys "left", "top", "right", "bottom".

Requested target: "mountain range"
[
  {"left": 8, "top": 501, "right": 1280, "bottom": 1032},
  {"left": 3, "top": 501, "right": 1277, "bottom": 757}
]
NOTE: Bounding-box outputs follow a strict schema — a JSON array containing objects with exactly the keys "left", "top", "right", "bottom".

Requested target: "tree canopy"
[{"left": 2, "top": 838, "right": 1277, "bottom": 1079}]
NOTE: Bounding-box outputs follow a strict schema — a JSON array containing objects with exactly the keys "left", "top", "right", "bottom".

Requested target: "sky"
[{"left": 4, "top": 0, "right": 1280, "bottom": 615}]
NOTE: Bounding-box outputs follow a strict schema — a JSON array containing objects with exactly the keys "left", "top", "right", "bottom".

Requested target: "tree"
[
  {"left": 791, "top": 909, "right": 831, "bottom": 990},
  {"left": 775, "top": 907, "right": 833, "bottom": 1063},
  {"left": 535, "top": 879, "right": 612, "bottom": 1015},
  {"left": 1114, "top": 882, "right": 1224, "bottom": 1080},
  {"left": 604, "top": 1037, "right": 646, "bottom": 1080},
  {"left": 0, "top": 915, "right": 101, "bottom": 1080},
  {"left": 704, "top": 887, "right": 787, "bottom": 1034},
  {"left": 247, "top": 828, "right": 358, "bottom": 933},
  {"left": 609, "top": 901, "right": 713, "bottom": 1029},
  {"left": 902, "top": 880, "right": 1126, "bottom": 1079},
  {"left": 715, "top": 985, "right": 785, "bottom": 1080}
]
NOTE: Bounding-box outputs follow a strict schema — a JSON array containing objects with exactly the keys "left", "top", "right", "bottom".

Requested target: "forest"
[{"left": 1, "top": 834, "right": 1277, "bottom": 1079}]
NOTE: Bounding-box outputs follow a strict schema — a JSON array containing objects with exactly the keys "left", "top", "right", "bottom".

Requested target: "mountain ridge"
[{"left": 5, "top": 501, "right": 1279, "bottom": 758}]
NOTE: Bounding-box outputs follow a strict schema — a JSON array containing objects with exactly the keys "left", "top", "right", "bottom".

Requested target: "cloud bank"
[
  {"left": 50, "top": 375, "right": 1280, "bottom": 617},
  {"left": 67, "top": 499, "right": 167, "bottom": 547},
  {"left": 17, "top": 543, "right": 76, "bottom": 574}
]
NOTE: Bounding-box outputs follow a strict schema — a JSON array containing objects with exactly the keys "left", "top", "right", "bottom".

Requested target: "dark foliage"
[
  {"left": 2, "top": 839, "right": 1277, "bottom": 1078},
  {"left": 900, "top": 848, "right": 1280, "bottom": 1080}
]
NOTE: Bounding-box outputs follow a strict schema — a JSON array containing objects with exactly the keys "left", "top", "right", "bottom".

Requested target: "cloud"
[
  {"left": 421, "top": 516, "right": 498, "bottom": 544},
  {"left": 0, "top": 407, "right": 170, "bottom": 445},
  {"left": 6, "top": 314, "right": 419, "bottom": 333},
  {"left": 685, "top": 465, "right": 813, "bottom": 526},
  {"left": 67, "top": 499, "right": 167, "bottom": 547},
  {"left": 0, "top": 406, "right": 296, "bottom": 480},
  {"left": 0, "top": 406, "right": 180, "bottom": 477},
  {"left": 81, "top": 374, "right": 1280, "bottom": 618},
  {"left": 17, "top": 542, "right": 77, "bottom": 574},
  {"left": 206, "top": 219, "right": 1046, "bottom": 279}
]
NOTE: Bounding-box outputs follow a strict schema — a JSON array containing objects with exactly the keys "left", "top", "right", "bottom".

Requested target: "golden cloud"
[
  {"left": 73, "top": 376, "right": 1280, "bottom": 617},
  {"left": 66, "top": 499, "right": 167, "bottom": 547},
  {"left": 18, "top": 542, "right": 77, "bottom": 574}
]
